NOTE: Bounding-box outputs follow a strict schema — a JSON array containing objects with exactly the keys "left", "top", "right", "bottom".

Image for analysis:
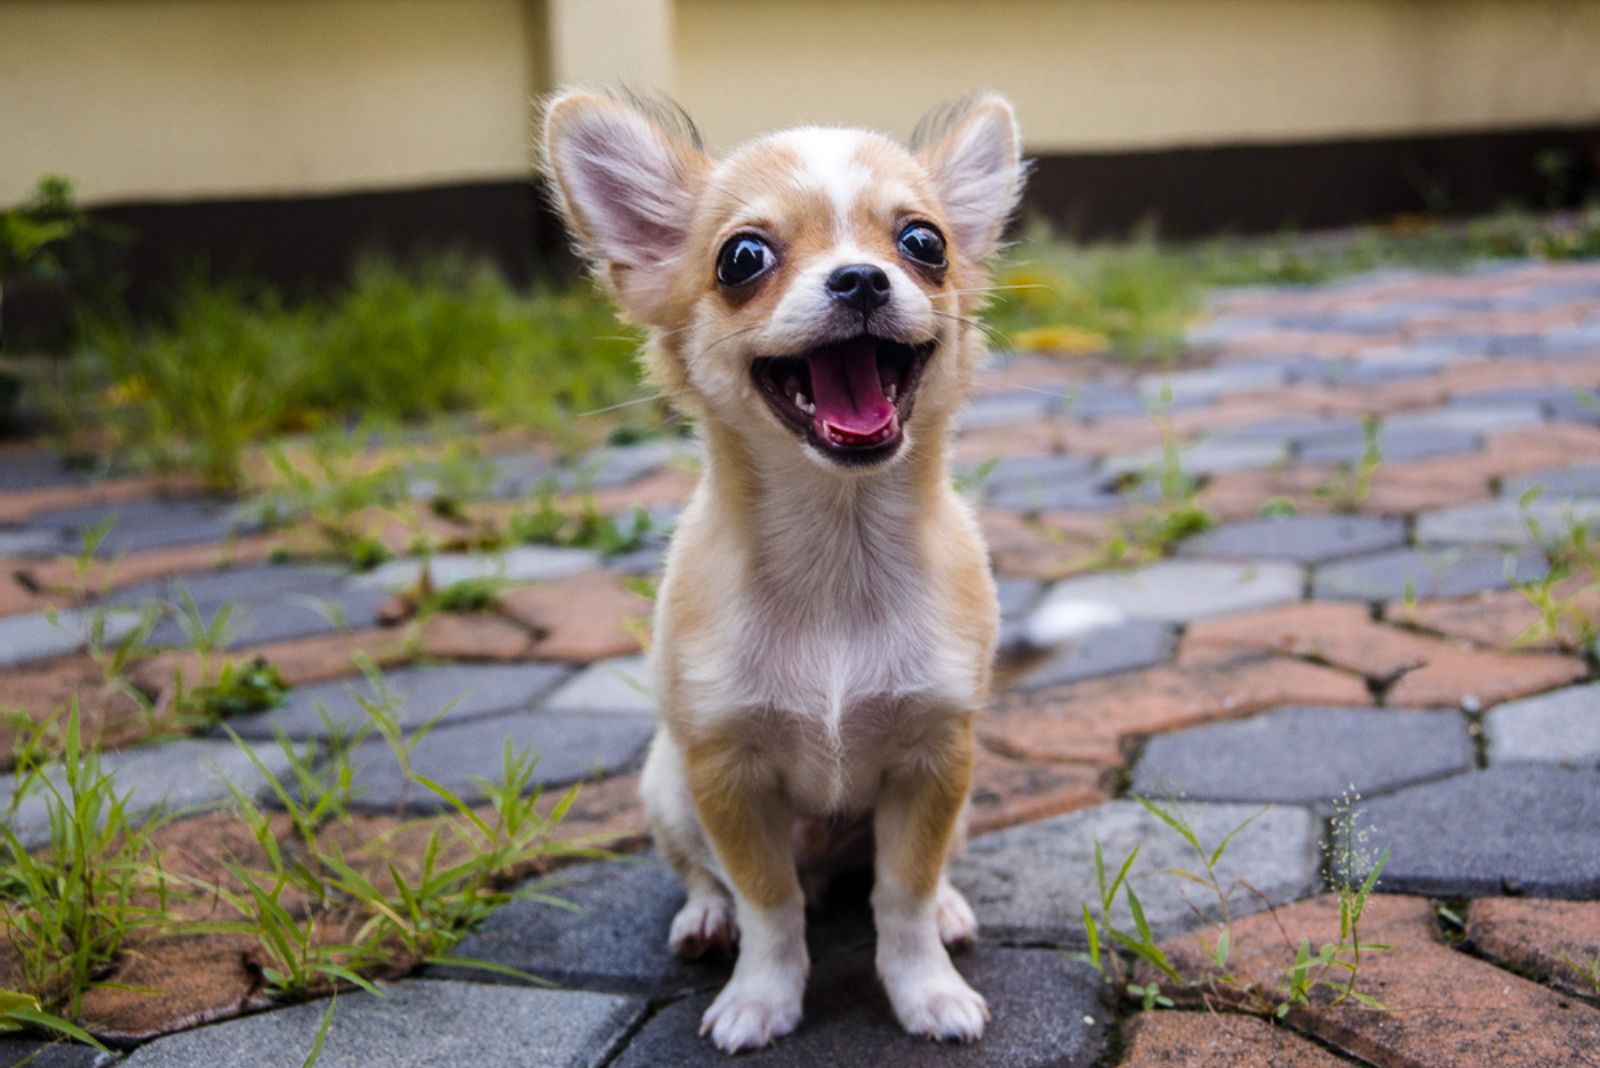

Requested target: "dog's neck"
[{"left": 697, "top": 416, "right": 954, "bottom": 616}]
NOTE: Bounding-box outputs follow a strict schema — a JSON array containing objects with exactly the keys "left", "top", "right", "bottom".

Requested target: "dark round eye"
[
  {"left": 715, "top": 234, "right": 774, "bottom": 286},
  {"left": 898, "top": 223, "right": 947, "bottom": 267}
]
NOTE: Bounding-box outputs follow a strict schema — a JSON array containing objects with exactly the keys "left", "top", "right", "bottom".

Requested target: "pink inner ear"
[
  {"left": 559, "top": 114, "right": 692, "bottom": 270},
  {"left": 931, "top": 109, "right": 1020, "bottom": 260}
]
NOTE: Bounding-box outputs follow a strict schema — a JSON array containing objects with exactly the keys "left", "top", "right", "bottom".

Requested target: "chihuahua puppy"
[{"left": 542, "top": 89, "right": 1025, "bottom": 1053}]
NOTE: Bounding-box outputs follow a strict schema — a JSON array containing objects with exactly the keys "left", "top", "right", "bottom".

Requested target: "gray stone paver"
[
  {"left": 1312, "top": 546, "right": 1547, "bottom": 601},
  {"left": 0, "top": 1039, "right": 110, "bottom": 1067},
  {"left": 611, "top": 947, "right": 1108, "bottom": 1068},
  {"left": 0, "top": 606, "right": 142, "bottom": 666},
  {"left": 952, "top": 801, "right": 1319, "bottom": 943},
  {"left": 1176, "top": 514, "right": 1406, "bottom": 564},
  {"left": 1108, "top": 437, "right": 1287, "bottom": 477},
  {"left": 1500, "top": 463, "right": 1600, "bottom": 500},
  {"left": 226, "top": 662, "right": 573, "bottom": 740},
  {"left": 1414, "top": 498, "right": 1600, "bottom": 547},
  {"left": 1131, "top": 707, "right": 1475, "bottom": 805},
  {"left": 1383, "top": 402, "right": 1547, "bottom": 437},
  {"left": 353, "top": 544, "right": 599, "bottom": 590},
  {"left": 143, "top": 584, "right": 393, "bottom": 648},
  {"left": 439, "top": 858, "right": 764, "bottom": 994},
  {"left": 0, "top": 527, "right": 67, "bottom": 555},
  {"left": 1484, "top": 683, "right": 1600, "bottom": 767},
  {"left": 24, "top": 496, "right": 258, "bottom": 556},
  {"left": 1353, "top": 765, "right": 1600, "bottom": 897},
  {"left": 1299, "top": 426, "right": 1482, "bottom": 464},
  {"left": 1014, "top": 619, "right": 1176, "bottom": 690},
  {"left": 1029, "top": 559, "right": 1303, "bottom": 634},
  {"left": 2, "top": 736, "right": 295, "bottom": 849},
  {"left": 343, "top": 708, "right": 653, "bottom": 811},
  {"left": 119, "top": 980, "right": 643, "bottom": 1068},
  {"left": 540, "top": 654, "right": 655, "bottom": 717}
]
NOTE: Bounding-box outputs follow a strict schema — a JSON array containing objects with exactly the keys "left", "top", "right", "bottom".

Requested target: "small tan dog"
[{"left": 541, "top": 89, "right": 1025, "bottom": 1053}]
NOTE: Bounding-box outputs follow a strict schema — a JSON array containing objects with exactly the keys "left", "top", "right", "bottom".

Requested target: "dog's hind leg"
[{"left": 641, "top": 730, "right": 739, "bottom": 958}]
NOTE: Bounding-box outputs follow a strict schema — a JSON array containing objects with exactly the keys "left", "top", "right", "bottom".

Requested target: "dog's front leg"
[
  {"left": 873, "top": 716, "right": 988, "bottom": 1041},
  {"left": 685, "top": 736, "right": 808, "bottom": 1053}
]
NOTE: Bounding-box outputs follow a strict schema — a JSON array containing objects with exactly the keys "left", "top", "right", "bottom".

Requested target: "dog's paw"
[
  {"left": 884, "top": 962, "right": 989, "bottom": 1043},
  {"left": 936, "top": 883, "right": 977, "bottom": 949},
  {"left": 699, "top": 975, "right": 803, "bottom": 1053},
  {"left": 670, "top": 894, "right": 738, "bottom": 959}
]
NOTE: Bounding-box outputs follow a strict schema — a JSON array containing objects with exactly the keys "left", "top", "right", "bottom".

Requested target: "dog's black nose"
[{"left": 826, "top": 264, "right": 891, "bottom": 315}]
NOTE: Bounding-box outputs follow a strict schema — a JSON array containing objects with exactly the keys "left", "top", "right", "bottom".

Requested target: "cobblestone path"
[{"left": 3, "top": 260, "right": 1600, "bottom": 1066}]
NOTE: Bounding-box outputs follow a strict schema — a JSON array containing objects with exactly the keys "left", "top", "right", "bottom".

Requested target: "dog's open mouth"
[{"left": 751, "top": 336, "right": 934, "bottom": 465}]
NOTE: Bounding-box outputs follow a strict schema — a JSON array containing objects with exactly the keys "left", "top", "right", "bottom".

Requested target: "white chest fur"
[{"left": 662, "top": 459, "right": 985, "bottom": 811}]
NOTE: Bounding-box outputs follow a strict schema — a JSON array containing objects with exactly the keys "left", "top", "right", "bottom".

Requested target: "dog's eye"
[
  {"left": 715, "top": 235, "right": 773, "bottom": 287},
  {"left": 897, "top": 224, "right": 947, "bottom": 267}
]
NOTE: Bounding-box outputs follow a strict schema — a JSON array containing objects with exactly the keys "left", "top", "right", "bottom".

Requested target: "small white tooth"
[
  {"left": 886, "top": 383, "right": 898, "bottom": 403},
  {"left": 801, "top": 399, "right": 816, "bottom": 414},
  {"left": 794, "top": 391, "right": 811, "bottom": 412}
]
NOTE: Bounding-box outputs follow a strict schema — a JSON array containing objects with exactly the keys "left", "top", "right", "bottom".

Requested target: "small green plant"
[
  {"left": 173, "top": 656, "right": 290, "bottom": 725},
  {"left": 0, "top": 702, "right": 174, "bottom": 1021},
  {"left": 0, "top": 987, "right": 108, "bottom": 1053},
  {"left": 1079, "top": 794, "right": 1389, "bottom": 1018},
  {"left": 192, "top": 661, "right": 593, "bottom": 1002},
  {"left": 1510, "top": 486, "right": 1600, "bottom": 653},
  {"left": 505, "top": 478, "right": 653, "bottom": 556},
  {"left": 1091, "top": 390, "right": 1214, "bottom": 568},
  {"left": 418, "top": 576, "right": 509, "bottom": 616},
  {"left": 1556, "top": 946, "right": 1600, "bottom": 999},
  {"left": 1314, "top": 418, "right": 1382, "bottom": 514}
]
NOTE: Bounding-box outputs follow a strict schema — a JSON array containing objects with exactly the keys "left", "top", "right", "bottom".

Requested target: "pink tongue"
[{"left": 805, "top": 338, "right": 894, "bottom": 438}]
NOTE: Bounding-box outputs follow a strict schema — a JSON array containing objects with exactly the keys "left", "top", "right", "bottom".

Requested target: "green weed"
[
  {"left": 505, "top": 478, "right": 654, "bottom": 556},
  {"left": 1511, "top": 486, "right": 1600, "bottom": 653},
  {"left": 75, "top": 258, "right": 652, "bottom": 489},
  {"left": 1314, "top": 419, "right": 1382, "bottom": 514},
  {"left": 0, "top": 702, "right": 174, "bottom": 1020},
  {"left": 1079, "top": 794, "right": 1389, "bottom": 1018}
]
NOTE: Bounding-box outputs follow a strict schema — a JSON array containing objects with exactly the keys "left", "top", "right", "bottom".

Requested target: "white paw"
[
  {"left": 670, "top": 894, "right": 738, "bottom": 959},
  {"left": 936, "top": 883, "right": 977, "bottom": 949},
  {"left": 700, "top": 975, "right": 804, "bottom": 1053},
  {"left": 884, "top": 962, "right": 989, "bottom": 1043}
]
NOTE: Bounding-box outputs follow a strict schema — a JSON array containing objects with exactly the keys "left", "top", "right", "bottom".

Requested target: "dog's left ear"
[
  {"left": 541, "top": 89, "right": 710, "bottom": 323},
  {"left": 913, "top": 93, "right": 1026, "bottom": 264}
]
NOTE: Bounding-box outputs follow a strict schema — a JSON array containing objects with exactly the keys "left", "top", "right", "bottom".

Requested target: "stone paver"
[
  {"left": 499, "top": 571, "right": 650, "bottom": 663},
  {"left": 1131, "top": 706, "right": 1474, "bottom": 806},
  {"left": 119, "top": 980, "right": 643, "bottom": 1068},
  {"left": 953, "top": 801, "right": 1318, "bottom": 943},
  {"left": 1177, "top": 514, "right": 1405, "bottom": 564},
  {"left": 1159, "top": 894, "right": 1600, "bottom": 1068},
  {"left": 25, "top": 496, "right": 257, "bottom": 556},
  {"left": 1500, "top": 462, "right": 1600, "bottom": 499},
  {"left": 344, "top": 708, "right": 653, "bottom": 811},
  {"left": 1014, "top": 619, "right": 1176, "bottom": 690},
  {"left": 1119, "top": 1011, "right": 1350, "bottom": 1068},
  {"left": 2, "top": 736, "right": 295, "bottom": 849},
  {"left": 1312, "top": 546, "right": 1547, "bottom": 601},
  {"left": 612, "top": 947, "right": 1108, "bottom": 1067},
  {"left": 1468, "top": 897, "right": 1600, "bottom": 999},
  {"left": 540, "top": 654, "right": 655, "bottom": 716},
  {"left": 0, "top": 1041, "right": 109, "bottom": 1067},
  {"left": 1484, "top": 682, "right": 1600, "bottom": 766},
  {"left": 439, "top": 857, "right": 771, "bottom": 994},
  {"left": 1415, "top": 497, "right": 1600, "bottom": 547},
  {"left": 0, "top": 606, "right": 142, "bottom": 666},
  {"left": 1029, "top": 560, "right": 1304, "bottom": 635},
  {"left": 226, "top": 662, "right": 573, "bottom": 740},
  {"left": 1299, "top": 426, "right": 1481, "bottom": 464},
  {"left": 1353, "top": 765, "right": 1600, "bottom": 896},
  {"left": 0, "top": 527, "right": 68, "bottom": 556},
  {"left": 353, "top": 544, "right": 599, "bottom": 591}
]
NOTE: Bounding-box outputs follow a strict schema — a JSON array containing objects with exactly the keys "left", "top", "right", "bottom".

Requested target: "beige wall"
[
  {"left": 3, "top": 0, "right": 1598, "bottom": 207},
  {"left": 0, "top": 0, "right": 539, "bottom": 204},
  {"left": 674, "top": 0, "right": 1600, "bottom": 153}
]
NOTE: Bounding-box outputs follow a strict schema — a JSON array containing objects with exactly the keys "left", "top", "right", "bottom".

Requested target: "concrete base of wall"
[{"left": 6, "top": 122, "right": 1598, "bottom": 345}]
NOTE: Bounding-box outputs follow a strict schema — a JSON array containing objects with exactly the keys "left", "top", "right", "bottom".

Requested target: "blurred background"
[{"left": 1, "top": 0, "right": 1598, "bottom": 476}]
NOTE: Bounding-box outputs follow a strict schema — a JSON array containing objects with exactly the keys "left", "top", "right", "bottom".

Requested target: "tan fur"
[{"left": 543, "top": 87, "right": 1025, "bottom": 1052}]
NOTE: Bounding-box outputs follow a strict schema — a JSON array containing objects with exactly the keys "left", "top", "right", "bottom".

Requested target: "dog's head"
[{"left": 542, "top": 90, "right": 1025, "bottom": 472}]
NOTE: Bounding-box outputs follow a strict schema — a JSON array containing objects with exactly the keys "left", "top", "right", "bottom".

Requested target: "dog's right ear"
[{"left": 541, "top": 89, "right": 709, "bottom": 324}]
